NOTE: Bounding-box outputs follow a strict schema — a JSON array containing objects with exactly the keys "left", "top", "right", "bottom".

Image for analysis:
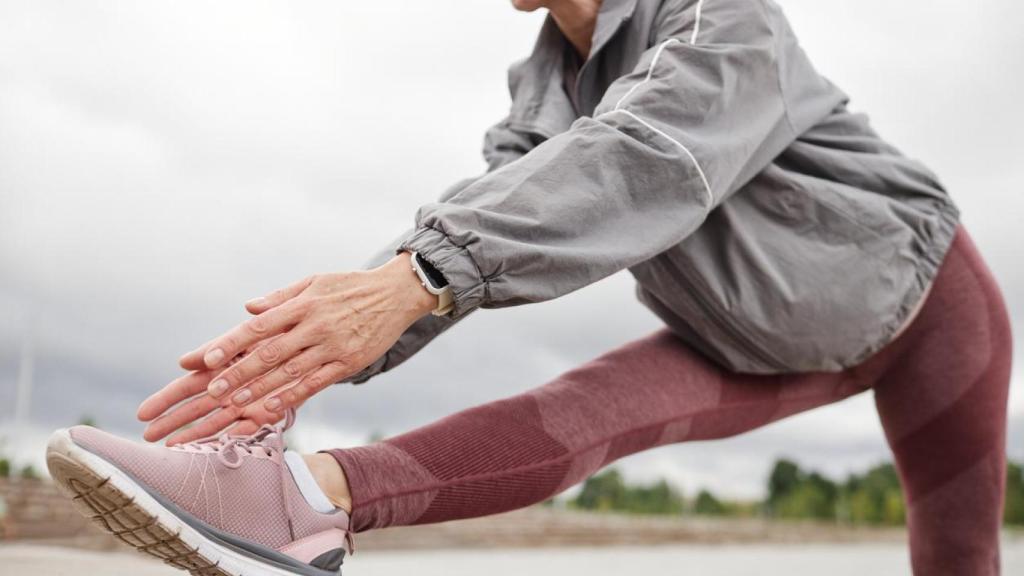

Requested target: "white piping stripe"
[
  {"left": 600, "top": 108, "right": 714, "bottom": 208},
  {"left": 613, "top": 0, "right": 706, "bottom": 111},
  {"left": 690, "top": 0, "right": 706, "bottom": 44},
  {"left": 613, "top": 38, "right": 681, "bottom": 110}
]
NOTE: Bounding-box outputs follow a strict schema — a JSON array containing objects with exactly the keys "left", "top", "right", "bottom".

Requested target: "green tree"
[
  {"left": 844, "top": 464, "right": 904, "bottom": 525},
  {"left": 624, "top": 479, "right": 684, "bottom": 515},
  {"left": 573, "top": 469, "right": 683, "bottom": 515},
  {"left": 575, "top": 468, "right": 626, "bottom": 512},
  {"left": 774, "top": 473, "right": 838, "bottom": 520},
  {"left": 1005, "top": 462, "right": 1024, "bottom": 525},
  {"left": 19, "top": 465, "right": 38, "bottom": 480},
  {"left": 693, "top": 489, "right": 726, "bottom": 516},
  {"left": 0, "top": 458, "right": 9, "bottom": 478},
  {"left": 767, "top": 459, "right": 801, "bottom": 509}
]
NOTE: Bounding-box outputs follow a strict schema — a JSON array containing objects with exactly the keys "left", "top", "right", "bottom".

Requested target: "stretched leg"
[
  {"left": 867, "top": 229, "right": 1011, "bottom": 575},
  {"left": 327, "top": 331, "right": 870, "bottom": 532}
]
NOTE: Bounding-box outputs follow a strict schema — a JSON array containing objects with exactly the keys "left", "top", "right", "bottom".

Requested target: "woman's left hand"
[{"left": 137, "top": 251, "right": 436, "bottom": 444}]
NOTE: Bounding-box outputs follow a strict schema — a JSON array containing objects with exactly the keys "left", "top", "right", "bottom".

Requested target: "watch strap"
[
  {"left": 432, "top": 286, "right": 454, "bottom": 317},
  {"left": 408, "top": 251, "right": 454, "bottom": 316}
]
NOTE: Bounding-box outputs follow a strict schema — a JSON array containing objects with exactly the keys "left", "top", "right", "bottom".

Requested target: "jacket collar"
[
  {"left": 507, "top": 0, "right": 638, "bottom": 136},
  {"left": 589, "top": 0, "right": 638, "bottom": 60}
]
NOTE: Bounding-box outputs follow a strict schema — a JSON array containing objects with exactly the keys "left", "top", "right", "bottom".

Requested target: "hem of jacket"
[
  {"left": 397, "top": 225, "right": 488, "bottom": 321},
  {"left": 842, "top": 201, "right": 962, "bottom": 371}
]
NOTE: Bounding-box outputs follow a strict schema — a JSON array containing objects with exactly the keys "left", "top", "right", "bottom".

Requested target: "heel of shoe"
[{"left": 279, "top": 528, "right": 350, "bottom": 572}]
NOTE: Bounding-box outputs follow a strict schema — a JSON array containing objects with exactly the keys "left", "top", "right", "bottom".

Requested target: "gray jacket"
[{"left": 347, "top": 0, "right": 959, "bottom": 382}]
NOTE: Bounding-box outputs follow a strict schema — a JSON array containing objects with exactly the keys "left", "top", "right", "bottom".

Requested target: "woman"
[{"left": 47, "top": 1, "right": 1010, "bottom": 575}]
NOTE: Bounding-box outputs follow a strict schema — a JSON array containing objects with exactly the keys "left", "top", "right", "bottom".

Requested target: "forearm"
[
  {"left": 399, "top": 115, "right": 714, "bottom": 319},
  {"left": 342, "top": 118, "right": 538, "bottom": 385},
  {"left": 400, "top": 8, "right": 794, "bottom": 320}
]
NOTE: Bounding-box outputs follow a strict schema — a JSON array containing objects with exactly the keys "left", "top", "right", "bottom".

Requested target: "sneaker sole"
[{"left": 46, "top": 429, "right": 336, "bottom": 576}]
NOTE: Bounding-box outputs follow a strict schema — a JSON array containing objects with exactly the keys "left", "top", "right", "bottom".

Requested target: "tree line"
[{"left": 570, "top": 458, "right": 1024, "bottom": 526}]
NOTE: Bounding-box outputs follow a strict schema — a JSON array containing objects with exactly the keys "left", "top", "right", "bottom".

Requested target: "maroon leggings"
[{"left": 330, "top": 228, "right": 1012, "bottom": 575}]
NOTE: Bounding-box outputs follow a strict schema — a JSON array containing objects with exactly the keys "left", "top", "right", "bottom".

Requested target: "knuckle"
[
  {"left": 219, "top": 369, "right": 239, "bottom": 386},
  {"left": 247, "top": 316, "right": 269, "bottom": 335},
  {"left": 248, "top": 377, "right": 268, "bottom": 395},
  {"left": 252, "top": 373, "right": 276, "bottom": 389},
  {"left": 306, "top": 323, "right": 324, "bottom": 339},
  {"left": 304, "top": 376, "right": 323, "bottom": 392},
  {"left": 312, "top": 319, "right": 333, "bottom": 337},
  {"left": 282, "top": 359, "right": 304, "bottom": 378},
  {"left": 298, "top": 297, "right": 317, "bottom": 313},
  {"left": 256, "top": 342, "right": 281, "bottom": 364},
  {"left": 221, "top": 335, "right": 239, "bottom": 353}
]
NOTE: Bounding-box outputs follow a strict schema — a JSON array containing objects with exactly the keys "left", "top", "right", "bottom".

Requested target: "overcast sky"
[{"left": 1, "top": 0, "right": 1021, "bottom": 498}]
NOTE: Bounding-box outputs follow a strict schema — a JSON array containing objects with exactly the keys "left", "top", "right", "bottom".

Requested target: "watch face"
[{"left": 415, "top": 253, "right": 449, "bottom": 289}]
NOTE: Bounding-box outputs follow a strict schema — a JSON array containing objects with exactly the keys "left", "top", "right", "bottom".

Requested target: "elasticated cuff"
[{"left": 397, "top": 226, "right": 488, "bottom": 320}]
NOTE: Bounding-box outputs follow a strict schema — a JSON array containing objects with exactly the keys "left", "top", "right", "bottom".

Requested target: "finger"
[
  {"left": 143, "top": 392, "right": 223, "bottom": 442},
  {"left": 225, "top": 419, "right": 262, "bottom": 436},
  {"left": 178, "top": 338, "right": 216, "bottom": 371},
  {"left": 137, "top": 370, "right": 218, "bottom": 422},
  {"left": 201, "top": 303, "right": 305, "bottom": 370},
  {"left": 244, "top": 276, "right": 315, "bottom": 315},
  {"left": 207, "top": 331, "right": 315, "bottom": 399},
  {"left": 181, "top": 339, "right": 257, "bottom": 371},
  {"left": 164, "top": 406, "right": 243, "bottom": 446},
  {"left": 264, "top": 361, "right": 349, "bottom": 413},
  {"left": 240, "top": 397, "right": 298, "bottom": 425},
  {"left": 228, "top": 347, "right": 326, "bottom": 407}
]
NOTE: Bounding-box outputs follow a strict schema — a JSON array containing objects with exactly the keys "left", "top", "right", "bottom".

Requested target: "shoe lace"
[{"left": 183, "top": 408, "right": 296, "bottom": 469}]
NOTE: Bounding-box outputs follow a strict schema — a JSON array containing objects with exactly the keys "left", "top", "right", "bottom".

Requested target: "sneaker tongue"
[{"left": 283, "top": 451, "right": 337, "bottom": 514}]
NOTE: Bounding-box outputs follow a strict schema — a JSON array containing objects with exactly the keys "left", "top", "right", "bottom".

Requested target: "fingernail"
[
  {"left": 246, "top": 297, "right": 266, "bottom": 307},
  {"left": 205, "top": 348, "right": 225, "bottom": 367},
  {"left": 208, "top": 379, "right": 228, "bottom": 397},
  {"left": 232, "top": 389, "right": 252, "bottom": 405},
  {"left": 265, "top": 397, "right": 282, "bottom": 412}
]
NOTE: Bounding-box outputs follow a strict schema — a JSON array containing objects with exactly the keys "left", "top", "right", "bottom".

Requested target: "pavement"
[{"left": 2, "top": 541, "right": 1023, "bottom": 576}]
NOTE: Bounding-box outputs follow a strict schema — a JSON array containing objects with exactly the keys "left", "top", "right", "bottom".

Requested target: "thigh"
[
  {"left": 526, "top": 329, "right": 867, "bottom": 457},
  {"left": 866, "top": 227, "right": 1012, "bottom": 497}
]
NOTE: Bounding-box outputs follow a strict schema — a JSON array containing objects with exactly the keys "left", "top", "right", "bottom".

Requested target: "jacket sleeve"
[
  {"left": 398, "top": 0, "right": 798, "bottom": 320},
  {"left": 342, "top": 117, "right": 539, "bottom": 384}
]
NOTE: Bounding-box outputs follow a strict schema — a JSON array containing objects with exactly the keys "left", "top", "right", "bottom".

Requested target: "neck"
[{"left": 548, "top": 0, "right": 602, "bottom": 59}]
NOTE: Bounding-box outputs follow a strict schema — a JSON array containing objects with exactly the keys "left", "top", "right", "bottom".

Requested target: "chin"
[{"left": 510, "top": 0, "right": 547, "bottom": 12}]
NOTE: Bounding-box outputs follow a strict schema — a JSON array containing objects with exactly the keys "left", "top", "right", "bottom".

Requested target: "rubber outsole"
[{"left": 45, "top": 429, "right": 318, "bottom": 576}]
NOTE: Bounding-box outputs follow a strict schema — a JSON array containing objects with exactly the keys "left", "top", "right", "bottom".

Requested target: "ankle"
[{"left": 302, "top": 453, "right": 353, "bottom": 514}]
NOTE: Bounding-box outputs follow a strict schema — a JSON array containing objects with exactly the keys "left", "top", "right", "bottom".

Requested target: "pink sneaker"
[{"left": 46, "top": 412, "right": 353, "bottom": 576}]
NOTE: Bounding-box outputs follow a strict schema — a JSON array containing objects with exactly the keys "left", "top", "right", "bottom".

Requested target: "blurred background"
[{"left": 1, "top": 0, "right": 1021, "bottom": 573}]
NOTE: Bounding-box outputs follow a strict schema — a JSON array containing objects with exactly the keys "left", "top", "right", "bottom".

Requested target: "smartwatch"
[{"left": 409, "top": 251, "right": 454, "bottom": 316}]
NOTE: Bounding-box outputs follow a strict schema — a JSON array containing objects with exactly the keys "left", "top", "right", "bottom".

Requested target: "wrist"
[{"left": 384, "top": 252, "right": 437, "bottom": 318}]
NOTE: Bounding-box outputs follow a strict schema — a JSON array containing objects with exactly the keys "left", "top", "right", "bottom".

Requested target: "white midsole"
[{"left": 47, "top": 429, "right": 306, "bottom": 576}]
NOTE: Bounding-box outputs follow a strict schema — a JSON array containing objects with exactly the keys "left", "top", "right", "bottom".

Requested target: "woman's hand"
[{"left": 137, "top": 252, "right": 437, "bottom": 444}]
